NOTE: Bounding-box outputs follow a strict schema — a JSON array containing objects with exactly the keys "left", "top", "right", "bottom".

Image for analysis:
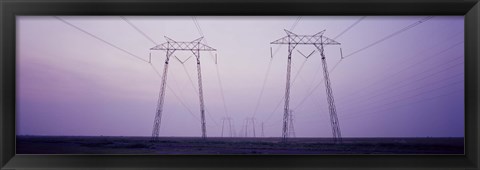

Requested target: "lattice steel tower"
[
  {"left": 150, "top": 36, "right": 216, "bottom": 141},
  {"left": 244, "top": 117, "right": 256, "bottom": 137},
  {"left": 221, "top": 117, "right": 234, "bottom": 137},
  {"left": 261, "top": 122, "right": 265, "bottom": 137},
  {"left": 271, "top": 29, "right": 342, "bottom": 143}
]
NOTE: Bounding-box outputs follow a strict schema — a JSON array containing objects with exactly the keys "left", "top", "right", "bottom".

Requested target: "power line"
[
  {"left": 191, "top": 17, "right": 231, "bottom": 119},
  {"left": 176, "top": 58, "right": 200, "bottom": 94},
  {"left": 329, "top": 59, "right": 342, "bottom": 73},
  {"left": 335, "top": 41, "right": 464, "bottom": 102},
  {"left": 294, "top": 16, "right": 367, "bottom": 112},
  {"left": 340, "top": 80, "right": 463, "bottom": 121},
  {"left": 336, "top": 55, "right": 464, "bottom": 107},
  {"left": 215, "top": 64, "right": 230, "bottom": 117},
  {"left": 340, "top": 72, "right": 464, "bottom": 115},
  {"left": 270, "top": 16, "right": 303, "bottom": 60},
  {"left": 336, "top": 60, "right": 463, "bottom": 114},
  {"left": 300, "top": 16, "right": 366, "bottom": 101},
  {"left": 205, "top": 108, "right": 221, "bottom": 127},
  {"left": 252, "top": 59, "right": 274, "bottom": 118},
  {"left": 298, "top": 76, "right": 463, "bottom": 124},
  {"left": 121, "top": 16, "right": 158, "bottom": 45},
  {"left": 57, "top": 16, "right": 220, "bottom": 132},
  {"left": 265, "top": 16, "right": 433, "bottom": 122},
  {"left": 291, "top": 16, "right": 365, "bottom": 103},
  {"left": 122, "top": 16, "right": 194, "bottom": 97},
  {"left": 54, "top": 16, "right": 149, "bottom": 63},
  {"left": 344, "top": 16, "right": 434, "bottom": 58},
  {"left": 172, "top": 56, "right": 222, "bottom": 127},
  {"left": 294, "top": 39, "right": 463, "bottom": 112},
  {"left": 344, "top": 89, "right": 463, "bottom": 122},
  {"left": 149, "top": 63, "right": 200, "bottom": 121},
  {"left": 332, "top": 30, "right": 462, "bottom": 101},
  {"left": 150, "top": 63, "right": 219, "bottom": 128},
  {"left": 192, "top": 16, "right": 215, "bottom": 61},
  {"left": 253, "top": 17, "right": 303, "bottom": 119},
  {"left": 289, "top": 16, "right": 302, "bottom": 31},
  {"left": 333, "top": 16, "right": 366, "bottom": 40},
  {"left": 297, "top": 89, "right": 463, "bottom": 125},
  {"left": 262, "top": 57, "right": 311, "bottom": 123},
  {"left": 292, "top": 63, "right": 340, "bottom": 111},
  {"left": 294, "top": 51, "right": 464, "bottom": 123}
]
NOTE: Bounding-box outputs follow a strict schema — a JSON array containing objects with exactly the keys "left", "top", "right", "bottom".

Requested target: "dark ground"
[{"left": 16, "top": 136, "right": 464, "bottom": 154}]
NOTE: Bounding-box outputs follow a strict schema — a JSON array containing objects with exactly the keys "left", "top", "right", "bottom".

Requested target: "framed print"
[{"left": 1, "top": 0, "right": 479, "bottom": 169}]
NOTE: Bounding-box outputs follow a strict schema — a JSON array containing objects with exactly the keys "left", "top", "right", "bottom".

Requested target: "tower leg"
[
  {"left": 221, "top": 118, "right": 225, "bottom": 137},
  {"left": 151, "top": 50, "right": 173, "bottom": 142},
  {"left": 282, "top": 42, "right": 297, "bottom": 142},
  {"left": 228, "top": 118, "right": 233, "bottom": 137},
  {"left": 261, "top": 122, "right": 265, "bottom": 137},
  {"left": 245, "top": 119, "right": 248, "bottom": 137},
  {"left": 315, "top": 44, "right": 342, "bottom": 144},
  {"left": 194, "top": 53, "right": 207, "bottom": 139},
  {"left": 252, "top": 118, "right": 256, "bottom": 137},
  {"left": 288, "top": 110, "right": 296, "bottom": 137}
]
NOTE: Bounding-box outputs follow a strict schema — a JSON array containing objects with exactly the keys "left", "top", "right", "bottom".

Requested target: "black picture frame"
[{"left": 1, "top": 0, "right": 479, "bottom": 169}]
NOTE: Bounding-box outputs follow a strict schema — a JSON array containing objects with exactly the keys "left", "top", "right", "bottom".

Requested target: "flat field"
[{"left": 16, "top": 136, "right": 464, "bottom": 154}]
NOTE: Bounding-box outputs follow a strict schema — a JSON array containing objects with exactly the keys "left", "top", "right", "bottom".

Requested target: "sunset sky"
[{"left": 16, "top": 16, "right": 464, "bottom": 137}]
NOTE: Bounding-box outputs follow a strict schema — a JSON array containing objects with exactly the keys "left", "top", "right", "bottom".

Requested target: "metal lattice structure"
[
  {"left": 244, "top": 117, "right": 256, "bottom": 137},
  {"left": 261, "top": 122, "right": 265, "bottom": 137},
  {"left": 271, "top": 29, "right": 342, "bottom": 143},
  {"left": 150, "top": 36, "right": 216, "bottom": 141},
  {"left": 221, "top": 117, "right": 234, "bottom": 137},
  {"left": 287, "top": 110, "right": 296, "bottom": 138}
]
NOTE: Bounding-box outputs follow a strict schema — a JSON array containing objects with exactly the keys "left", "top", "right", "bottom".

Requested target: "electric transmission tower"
[
  {"left": 261, "top": 122, "right": 265, "bottom": 137},
  {"left": 221, "top": 117, "right": 234, "bottom": 137},
  {"left": 150, "top": 36, "right": 216, "bottom": 141},
  {"left": 271, "top": 29, "right": 342, "bottom": 143},
  {"left": 244, "top": 117, "right": 256, "bottom": 137},
  {"left": 287, "top": 110, "right": 296, "bottom": 138}
]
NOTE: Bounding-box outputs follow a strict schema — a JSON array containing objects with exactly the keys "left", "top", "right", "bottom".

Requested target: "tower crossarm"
[
  {"left": 150, "top": 36, "right": 216, "bottom": 51},
  {"left": 270, "top": 29, "right": 340, "bottom": 45}
]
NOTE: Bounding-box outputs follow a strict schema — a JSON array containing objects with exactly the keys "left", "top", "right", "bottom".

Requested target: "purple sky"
[{"left": 16, "top": 16, "right": 464, "bottom": 137}]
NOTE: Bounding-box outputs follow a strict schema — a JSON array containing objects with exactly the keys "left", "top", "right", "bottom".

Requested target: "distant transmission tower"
[
  {"left": 231, "top": 119, "right": 237, "bottom": 137},
  {"left": 271, "top": 30, "right": 342, "bottom": 143},
  {"left": 221, "top": 117, "right": 234, "bottom": 137},
  {"left": 287, "top": 110, "right": 296, "bottom": 138},
  {"left": 244, "top": 117, "right": 256, "bottom": 137},
  {"left": 261, "top": 122, "right": 265, "bottom": 137},
  {"left": 240, "top": 120, "right": 245, "bottom": 137},
  {"left": 243, "top": 119, "right": 248, "bottom": 137},
  {"left": 150, "top": 36, "right": 216, "bottom": 141}
]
